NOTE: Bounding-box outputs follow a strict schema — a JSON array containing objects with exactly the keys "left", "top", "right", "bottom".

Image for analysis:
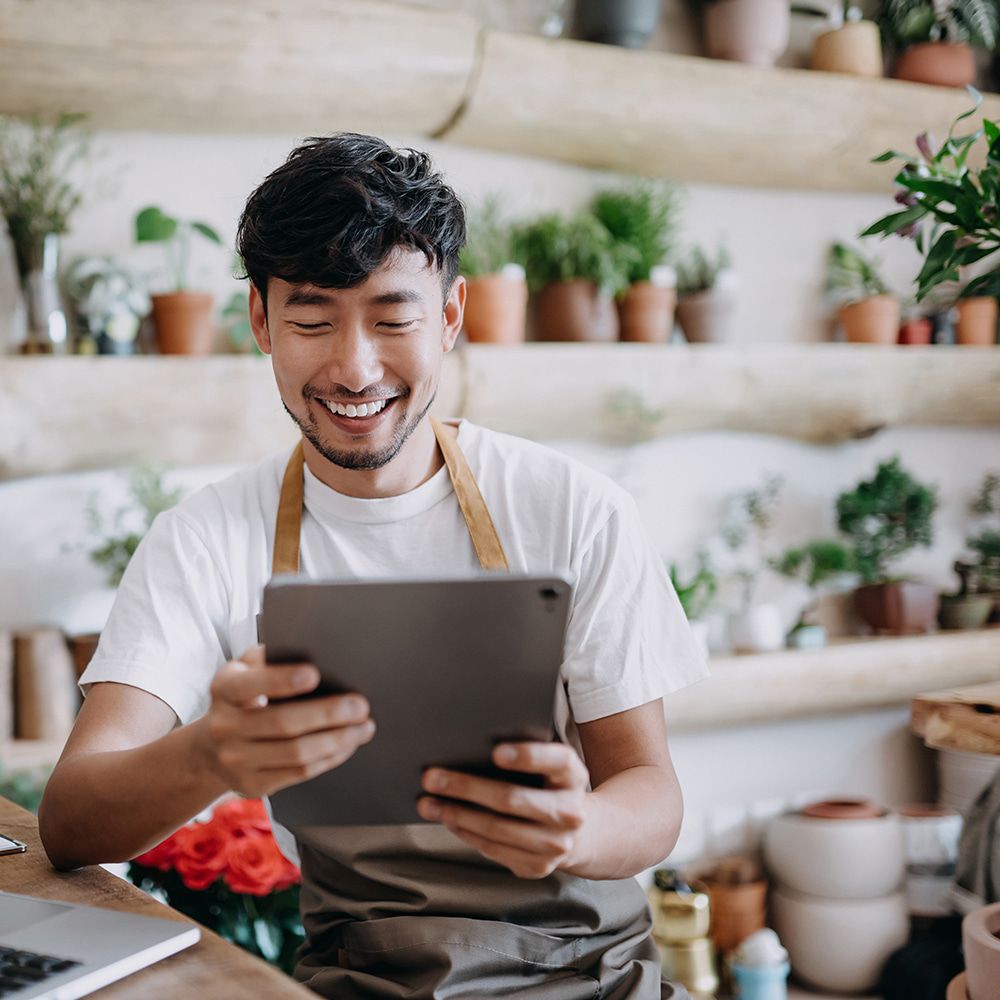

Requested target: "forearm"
[
  {"left": 564, "top": 764, "right": 682, "bottom": 880},
  {"left": 38, "top": 718, "right": 229, "bottom": 871}
]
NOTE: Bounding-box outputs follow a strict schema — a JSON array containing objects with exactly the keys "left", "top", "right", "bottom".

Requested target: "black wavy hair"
[{"left": 236, "top": 133, "right": 466, "bottom": 312}]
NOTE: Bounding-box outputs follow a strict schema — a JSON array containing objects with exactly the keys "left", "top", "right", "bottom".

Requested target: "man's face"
[{"left": 250, "top": 249, "right": 464, "bottom": 472}]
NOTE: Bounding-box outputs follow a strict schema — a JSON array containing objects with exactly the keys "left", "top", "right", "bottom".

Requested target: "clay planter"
[
  {"left": 801, "top": 798, "right": 883, "bottom": 821},
  {"left": 534, "top": 280, "right": 618, "bottom": 342},
  {"left": 955, "top": 297, "right": 998, "bottom": 346},
  {"left": 151, "top": 291, "right": 216, "bottom": 355},
  {"left": 700, "top": 858, "right": 768, "bottom": 955},
  {"left": 618, "top": 282, "right": 677, "bottom": 343},
  {"left": 854, "top": 581, "right": 940, "bottom": 635},
  {"left": 676, "top": 291, "right": 734, "bottom": 344},
  {"left": 898, "top": 317, "right": 932, "bottom": 345},
  {"left": 939, "top": 593, "right": 995, "bottom": 631},
  {"left": 703, "top": 0, "right": 790, "bottom": 67},
  {"left": 812, "top": 21, "right": 883, "bottom": 78},
  {"left": 894, "top": 42, "right": 976, "bottom": 88},
  {"left": 463, "top": 273, "right": 528, "bottom": 344},
  {"left": 963, "top": 903, "right": 1000, "bottom": 1000},
  {"left": 837, "top": 294, "right": 901, "bottom": 345}
]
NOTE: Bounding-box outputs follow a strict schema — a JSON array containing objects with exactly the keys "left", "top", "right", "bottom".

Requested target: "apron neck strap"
[{"left": 271, "top": 421, "right": 508, "bottom": 576}]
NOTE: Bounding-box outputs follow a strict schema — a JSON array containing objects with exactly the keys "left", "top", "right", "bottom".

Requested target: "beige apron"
[{"left": 271, "top": 419, "right": 686, "bottom": 1000}]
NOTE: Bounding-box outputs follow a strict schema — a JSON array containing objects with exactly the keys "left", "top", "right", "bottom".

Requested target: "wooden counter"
[{"left": 0, "top": 796, "right": 312, "bottom": 998}]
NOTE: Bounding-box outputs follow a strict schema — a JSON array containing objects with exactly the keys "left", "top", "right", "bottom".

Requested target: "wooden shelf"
[
  {"left": 2, "top": 345, "right": 999, "bottom": 480},
  {"left": 665, "top": 628, "right": 1000, "bottom": 731},
  {"left": 2, "top": 0, "right": 999, "bottom": 191},
  {"left": 0, "top": 739, "right": 63, "bottom": 772}
]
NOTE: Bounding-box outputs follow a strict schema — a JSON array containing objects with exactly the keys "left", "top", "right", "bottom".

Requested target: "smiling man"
[{"left": 39, "top": 135, "right": 707, "bottom": 999}]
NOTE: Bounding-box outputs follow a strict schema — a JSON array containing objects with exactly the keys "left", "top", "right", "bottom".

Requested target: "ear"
[
  {"left": 249, "top": 283, "right": 272, "bottom": 355},
  {"left": 441, "top": 275, "right": 466, "bottom": 354}
]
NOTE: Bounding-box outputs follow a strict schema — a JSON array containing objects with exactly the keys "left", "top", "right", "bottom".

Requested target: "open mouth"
[{"left": 316, "top": 395, "right": 398, "bottom": 432}]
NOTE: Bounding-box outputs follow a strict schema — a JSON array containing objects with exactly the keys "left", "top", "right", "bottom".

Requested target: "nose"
[{"left": 328, "top": 326, "right": 384, "bottom": 394}]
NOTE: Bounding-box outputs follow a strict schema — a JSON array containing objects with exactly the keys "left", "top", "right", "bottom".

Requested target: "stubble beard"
[{"left": 284, "top": 387, "right": 435, "bottom": 471}]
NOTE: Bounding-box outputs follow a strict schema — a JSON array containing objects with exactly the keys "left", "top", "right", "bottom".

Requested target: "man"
[{"left": 39, "top": 134, "right": 706, "bottom": 999}]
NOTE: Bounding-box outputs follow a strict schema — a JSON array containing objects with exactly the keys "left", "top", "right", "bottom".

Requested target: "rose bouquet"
[{"left": 128, "top": 798, "right": 304, "bottom": 973}]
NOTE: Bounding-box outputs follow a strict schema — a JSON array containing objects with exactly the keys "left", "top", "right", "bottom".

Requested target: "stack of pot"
[{"left": 764, "top": 799, "right": 910, "bottom": 994}]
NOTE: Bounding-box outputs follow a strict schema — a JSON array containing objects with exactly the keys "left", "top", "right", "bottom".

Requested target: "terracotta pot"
[
  {"left": 939, "top": 593, "right": 995, "bottom": 630},
  {"left": 946, "top": 972, "right": 968, "bottom": 1000},
  {"left": 894, "top": 42, "right": 976, "bottom": 88},
  {"left": 955, "top": 297, "right": 998, "bottom": 346},
  {"left": 854, "top": 581, "right": 940, "bottom": 635},
  {"left": 801, "top": 798, "right": 883, "bottom": 821},
  {"left": 618, "top": 282, "right": 677, "bottom": 343},
  {"left": 67, "top": 632, "right": 101, "bottom": 680},
  {"left": 899, "top": 317, "right": 932, "bottom": 345},
  {"left": 151, "top": 292, "right": 216, "bottom": 355},
  {"left": 962, "top": 903, "right": 1000, "bottom": 1000},
  {"left": 676, "top": 291, "right": 735, "bottom": 343},
  {"left": 534, "top": 280, "right": 618, "bottom": 342},
  {"left": 812, "top": 21, "right": 883, "bottom": 78},
  {"left": 702, "top": 878, "right": 767, "bottom": 954},
  {"left": 462, "top": 273, "right": 528, "bottom": 344},
  {"left": 837, "top": 294, "right": 901, "bottom": 345},
  {"left": 703, "top": 0, "right": 790, "bottom": 67}
]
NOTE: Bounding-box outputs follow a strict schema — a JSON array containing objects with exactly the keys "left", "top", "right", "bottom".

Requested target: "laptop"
[{"left": 0, "top": 890, "right": 199, "bottom": 999}]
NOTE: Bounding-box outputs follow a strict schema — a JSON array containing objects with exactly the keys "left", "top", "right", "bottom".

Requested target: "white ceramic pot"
[
  {"left": 729, "top": 603, "right": 786, "bottom": 653},
  {"left": 771, "top": 885, "right": 909, "bottom": 994},
  {"left": 938, "top": 748, "right": 1000, "bottom": 817},
  {"left": 963, "top": 903, "right": 1000, "bottom": 1000},
  {"left": 763, "top": 810, "right": 904, "bottom": 899}
]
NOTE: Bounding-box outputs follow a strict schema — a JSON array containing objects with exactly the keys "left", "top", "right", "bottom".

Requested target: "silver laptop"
[{"left": 0, "top": 891, "right": 199, "bottom": 999}]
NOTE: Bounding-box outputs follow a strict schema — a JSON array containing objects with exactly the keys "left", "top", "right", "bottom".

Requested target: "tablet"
[{"left": 260, "top": 573, "right": 573, "bottom": 828}]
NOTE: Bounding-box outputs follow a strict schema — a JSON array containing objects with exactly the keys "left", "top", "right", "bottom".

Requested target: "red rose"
[
  {"left": 212, "top": 797, "right": 272, "bottom": 837},
  {"left": 133, "top": 833, "right": 180, "bottom": 872},
  {"left": 172, "top": 822, "right": 230, "bottom": 891},
  {"left": 224, "top": 834, "right": 300, "bottom": 896}
]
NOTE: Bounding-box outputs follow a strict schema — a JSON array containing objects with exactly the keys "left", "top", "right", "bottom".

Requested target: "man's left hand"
[{"left": 416, "top": 742, "right": 591, "bottom": 879}]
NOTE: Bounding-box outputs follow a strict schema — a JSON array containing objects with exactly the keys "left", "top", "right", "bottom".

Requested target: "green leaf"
[
  {"left": 918, "top": 228, "right": 957, "bottom": 282},
  {"left": 960, "top": 270, "right": 1000, "bottom": 298},
  {"left": 985, "top": 120, "right": 1000, "bottom": 145},
  {"left": 871, "top": 150, "right": 916, "bottom": 164},
  {"left": 859, "top": 205, "right": 926, "bottom": 239},
  {"left": 897, "top": 176, "right": 966, "bottom": 202},
  {"left": 135, "top": 206, "right": 177, "bottom": 243},
  {"left": 191, "top": 221, "right": 223, "bottom": 245}
]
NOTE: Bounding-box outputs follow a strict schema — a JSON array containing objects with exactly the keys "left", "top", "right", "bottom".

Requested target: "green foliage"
[
  {"left": 460, "top": 197, "right": 526, "bottom": 278},
  {"left": 590, "top": 181, "right": 682, "bottom": 284},
  {"left": 722, "top": 475, "right": 784, "bottom": 608},
  {"left": 773, "top": 540, "right": 857, "bottom": 588},
  {"left": 836, "top": 457, "right": 938, "bottom": 585},
  {"left": 862, "top": 89, "right": 1000, "bottom": 303},
  {"left": 517, "top": 211, "right": 635, "bottom": 296},
  {"left": 826, "top": 242, "right": 891, "bottom": 304},
  {"left": 135, "top": 205, "right": 224, "bottom": 293},
  {"left": 972, "top": 471, "right": 1000, "bottom": 515},
  {"left": 675, "top": 245, "right": 731, "bottom": 297},
  {"left": 222, "top": 288, "right": 260, "bottom": 354},
  {"left": 0, "top": 112, "right": 91, "bottom": 279},
  {"left": 964, "top": 471, "right": 1000, "bottom": 592},
  {"left": 669, "top": 558, "right": 718, "bottom": 621},
  {"left": 86, "top": 466, "right": 182, "bottom": 587},
  {"left": 878, "top": 0, "right": 1000, "bottom": 47},
  {"left": 0, "top": 768, "right": 49, "bottom": 814}
]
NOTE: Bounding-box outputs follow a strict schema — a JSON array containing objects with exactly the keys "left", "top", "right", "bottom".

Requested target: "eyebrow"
[{"left": 282, "top": 287, "right": 426, "bottom": 308}]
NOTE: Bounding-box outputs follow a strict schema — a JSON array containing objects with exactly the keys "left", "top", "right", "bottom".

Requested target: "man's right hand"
[{"left": 196, "top": 644, "right": 375, "bottom": 798}]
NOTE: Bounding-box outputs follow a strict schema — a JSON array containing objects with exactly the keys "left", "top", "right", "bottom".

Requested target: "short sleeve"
[
  {"left": 561, "top": 494, "right": 709, "bottom": 725},
  {"left": 78, "top": 510, "right": 231, "bottom": 725}
]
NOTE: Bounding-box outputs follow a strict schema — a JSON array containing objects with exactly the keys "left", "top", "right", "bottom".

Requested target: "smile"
[{"left": 321, "top": 398, "right": 392, "bottom": 419}]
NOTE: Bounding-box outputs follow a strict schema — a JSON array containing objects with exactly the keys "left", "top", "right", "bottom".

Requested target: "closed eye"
[
  {"left": 378, "top": 320, "right": 417, "bottom": 330},
  {"left": 291, "top": 322, "right": 328, "bottom": 331}
]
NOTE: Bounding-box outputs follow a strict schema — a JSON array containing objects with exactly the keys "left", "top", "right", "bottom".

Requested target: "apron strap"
[
  {"left": 430, "top": 417, "right": 509, "bottom": 573},
  {"left": 272, "top": 440, "right": 305, "bottom": 576}
]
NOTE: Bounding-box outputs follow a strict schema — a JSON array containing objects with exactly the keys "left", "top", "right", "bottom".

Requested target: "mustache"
[{"left": 304, "top": 383, "right": 409, "bottom": 402}]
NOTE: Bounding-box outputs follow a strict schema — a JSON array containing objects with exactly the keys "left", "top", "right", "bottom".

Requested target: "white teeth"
[{"left": 323, "top": 398, "right": 389, "bottom": 418}]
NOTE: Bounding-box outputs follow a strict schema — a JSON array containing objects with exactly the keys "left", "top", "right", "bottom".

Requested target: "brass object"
[{"left": 648, "top": 880, "right": 719, "bottom": 997}]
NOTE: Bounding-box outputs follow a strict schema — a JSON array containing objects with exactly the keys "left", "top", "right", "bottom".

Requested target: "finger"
[
  {"left": 417, "top": 796, "right": 575, "bottom": 859},
  {"left": 492, "top": 743, "right": 590, "bottom": 790},
  {"left": 253, "top": 738, "right": 374, "bottom": 796},
  {"left": 238, "top": 693, "right": 371, "bottom": 739},
  {"left": 444, "top": 825, "right": 561, "bottom": 880},
  {"left": 212, "top": 660, "right": 320, "bottom": 706},
  {"left": 223, "top": 721, "right": 376, "bottom": 771}
]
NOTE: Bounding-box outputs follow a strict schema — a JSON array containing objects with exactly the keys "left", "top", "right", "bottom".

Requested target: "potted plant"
[
  {"left": 835, "top": 457, "right": 940, "bottom": 634},
  {"left": 64, "top": 255, "right": 149, "bottom": 355},
  {"left": 459, "top": 197, "right": 528, "bottom": 345},
  {"left": 953, "top": 472, "right": 1000, "bottom": 620},
  {"left": 721, "top": 475, "right": 788, "bottom": 653},
  {"left": 0, "top": 112, "right": 91, "bottom": 354},
  {"left": 573, "top": 0, "right": 661, "bottom": 48},
  {"left": 826, "top": 242, "right": 900, "bottom": 344},
  {"left": 773, "top": 539, "right": 858, "bottom": 647},
  {"left": 592, "top": 181, "right": 682, "bottom": 343},
  {"left": 878, "top": 0, "right": 999, "bottom": 87},
  {"left": 699, "top": 0, "right": 792, "bottom": 67},
  {"left": 674, "top": 245, "right": 736, "bottom": 343},
  {"left": 518, "top": 211, "right": 633, "bottom": 342},
  {"left": 136, "top": 205, "right": 224, "bottom": 354},
  {"left": 669, "top": 556, "right": 718, "bottom": 657},
  {"left": 797, "top": 2, "right": 885, "bottom": 77},
  {"left": 898, "top": 301, "right": 933, "bottom": 344}
]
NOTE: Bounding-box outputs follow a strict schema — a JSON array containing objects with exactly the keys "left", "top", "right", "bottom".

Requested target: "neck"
[{"left": 301, "top": 418, "right": 444, "bottom": 499}]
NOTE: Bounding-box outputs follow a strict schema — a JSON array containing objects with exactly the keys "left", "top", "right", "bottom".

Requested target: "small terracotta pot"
[
  {"left": 939, "top": 593, "right": 995, "bottom": 630},
  {"left": 801, "top": 799, "right": 884, "bottom": 821},
  {"left": 854, "top": 581, "right": 940, "bottom": 635},
  {"left": 894, "top": 42, "right": 976, "bottom": 88},
  {"left": 618, "top": 282, "right": 677, "bottom": 343},
  {"left": 151, "top": 292, "right": 216, "bottom": 355},
  {"left": 463, "top": 274, "right": 528, "bottom": 344},
  {"left": 703, "top": 0, "right": 790, "bottom": 67},
  {"left": 837, "top": 294, "right": 901, "bottom": 345},
  {"left": 534, "top": 280, "right": 618, "bottom": 342},
  {"left": 676, "top": 291, "right": 735, "bottom": 344},
  {"left": 899, "top": 317, "right": 932, "bottom": 345},
  {"left": 955, "top": 297, "right": 998, "bottom": 346},
  {"left": 812, "top": 21, "right": 883, "bottom": 78},
  {"left": 702, "top": 879, "right": 768, "bottom": 954}
]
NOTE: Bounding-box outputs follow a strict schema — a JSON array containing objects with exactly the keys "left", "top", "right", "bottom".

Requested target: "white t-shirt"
[{"left": 80, "top": 421, "right": 707, "bottom": 853}]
